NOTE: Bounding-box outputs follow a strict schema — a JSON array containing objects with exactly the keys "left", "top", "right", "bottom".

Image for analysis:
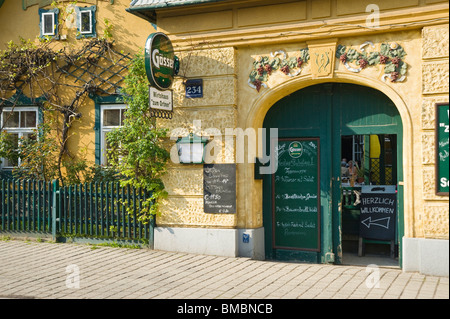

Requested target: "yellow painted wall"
[
  {"left": 153, "top": 0, "right": 449, "bottom": 238},
  {"left": 0, "top": 0, "right": 149, "bottom": 171},
  {"left": 1, "top": 0, "right": 448, "bottom": 239}
]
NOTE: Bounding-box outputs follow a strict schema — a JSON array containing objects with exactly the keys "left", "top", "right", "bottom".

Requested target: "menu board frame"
[
  {"left": 359, "top": 185, "right": 397, "bottom": 241},
  {"left": 203, "top": 163, "right": 237, "bottom": 214},
  {"left": 271, "top": 137, "right": 321, "bottom": 252},
  {"left": 435, "top": 102, "right": 449, "bottom": 196}
]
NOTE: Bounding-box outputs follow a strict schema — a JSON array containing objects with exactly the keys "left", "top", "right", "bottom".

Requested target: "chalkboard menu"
[
  {"left": 436, "top": 103, "right": 449, "bottom": 196},
  {"left": 359, "top": 185, "right": 397, "bottom": 241},
  {"left": 203, "top": 164, "right": 236, "bottom": 214},
  {"left": 272, "top": 138, "right": 320, "bottom": 251}
]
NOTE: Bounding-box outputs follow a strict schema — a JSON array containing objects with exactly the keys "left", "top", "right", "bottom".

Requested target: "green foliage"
[
  {"left": 1, "top": 119, "right": 116, "bottom": 185},
  {"left": 10, "top": 121, "right": 59, "bottom": 181},
  {"left": 101, "top": 18, "right": 113, "bottom": 40},
  {"left": 91, "top": 242, "right": 142, "bottom": 249},
  {"left": 106, "top": 52, "right": 169, "bottom": 222},
  {"left": 0, "top": 131, "right": 19, "bottom": 167},
  {"left": 0, "top": 6, "right": 128, "bottom": 186}
]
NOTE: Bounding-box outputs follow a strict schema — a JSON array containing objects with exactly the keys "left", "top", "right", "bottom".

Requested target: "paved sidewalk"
[{"left": 0, "top": 240, "right": 448, "bottom": 300}]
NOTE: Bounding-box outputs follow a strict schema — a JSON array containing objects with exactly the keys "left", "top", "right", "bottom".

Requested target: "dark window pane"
[
  {"left": 103, "top": 109, "right": 121, "bottom": 126},
  {"left": 43, "top": 13, "right": 54, "bottom": 35},
  {"left": 20, "top": 111, "right": 37, "bottom": 128},
  {"left": 3, "top": 112, "right": 19, "bottom": 128},
  {"left": 81, "top": 11, "right": 91, "bottom": 33}
]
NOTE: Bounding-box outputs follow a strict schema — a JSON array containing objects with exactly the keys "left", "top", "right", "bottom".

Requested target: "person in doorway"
[
  {"left": 348, "top": 160, "right": 359, "bottom": 186},
  {"left": 341, "top": 160, "right": 349, "bottom": 178}
]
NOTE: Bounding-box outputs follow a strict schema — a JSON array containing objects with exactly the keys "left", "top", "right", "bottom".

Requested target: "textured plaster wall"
[
  {"left": 157, "top": 47, "right": 238, "bottom": 228},
  {"left": 419, "top": 24, "right": 449, "bottom": 239},
  {"left": 155, "top": 1, "right": 449, "bottom": 240}
]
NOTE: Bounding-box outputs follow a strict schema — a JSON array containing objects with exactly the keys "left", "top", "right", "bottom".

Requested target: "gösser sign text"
[{"left": 144, "top": 32, "right": 178, "bottom": 91}]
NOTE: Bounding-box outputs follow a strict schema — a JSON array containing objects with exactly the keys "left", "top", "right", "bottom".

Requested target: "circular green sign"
[
  {"left": 145, "top": 32, "right": 176, "bottom": 90},
  {"left": 288, "top": 141, "right": 303, "bottom": 158}
]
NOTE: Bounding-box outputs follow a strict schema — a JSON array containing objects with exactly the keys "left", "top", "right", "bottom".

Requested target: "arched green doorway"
[{"left": 262, "top": 83, "right": 403, "bottom": 265}]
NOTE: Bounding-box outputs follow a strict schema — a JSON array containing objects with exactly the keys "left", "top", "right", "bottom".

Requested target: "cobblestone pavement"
[{"left": 0, "top": 240, "right": 448, "bottom": 300}]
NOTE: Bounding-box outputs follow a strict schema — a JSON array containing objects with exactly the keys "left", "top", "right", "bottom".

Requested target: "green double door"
[{"left": 262, "top": 83, "right": 403, "bottom": 264}]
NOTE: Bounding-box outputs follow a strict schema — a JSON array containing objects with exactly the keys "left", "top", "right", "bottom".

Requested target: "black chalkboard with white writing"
[
  {"left": 272, "top": 138, "right": 320, "bottom": 251},
  {"left": 203, "top": 164, "right": 236, "bottom": 214},
  {"left": 359, "top": 185, "right": 397, "bottom": 240}
]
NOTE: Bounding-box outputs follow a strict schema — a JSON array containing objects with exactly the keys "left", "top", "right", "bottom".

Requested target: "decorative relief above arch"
[
  {"left": 336, "top": 41, "right": 408, "bottom": 83},
  {"left": 248, "top": 48, "right": 310, "bottom": 92},
  {"left": 248, "top": 41, "right": 408, "bottom": 92}
]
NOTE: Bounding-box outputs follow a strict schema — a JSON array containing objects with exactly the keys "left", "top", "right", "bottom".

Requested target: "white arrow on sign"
[{"left": 361, "top": 216, "right": 390, "bottom": 229}]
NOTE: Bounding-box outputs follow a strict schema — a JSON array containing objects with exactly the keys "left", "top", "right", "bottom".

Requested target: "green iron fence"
[
  {"left": 0, "top": 178, "right": 154, "bottom": 247},
  {"left": 0, "top": 179, "right": 53, "bottom": 233}
]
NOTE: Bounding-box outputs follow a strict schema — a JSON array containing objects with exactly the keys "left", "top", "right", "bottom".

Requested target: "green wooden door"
[{"left": 263, "top": 83, "right": 403, "bottom": 264}]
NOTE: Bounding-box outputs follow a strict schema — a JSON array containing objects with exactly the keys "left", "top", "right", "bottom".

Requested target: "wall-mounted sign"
[
  {"left": 145, "top": 32, "right": 177, "bottom": 91},
  {"left": 436, "top": 103, "right": 449, "bottom": 196},
  {"left": 185, "top": 79, "right": 203, "bottom": 98},
  {"left": 149, "top": 86, "right": 173, "bottom": 119},
  {"left": 149, "top": 86, "right": 172, "bottom": 111}
]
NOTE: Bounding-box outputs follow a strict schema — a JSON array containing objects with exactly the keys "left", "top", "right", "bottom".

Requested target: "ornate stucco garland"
[
  {"left": 248, "top": 42, "right": 407, "bottom": 92},
  {"left": 336, "top": 41, "right": 407, "bottom": 82},
  {"left": 248, "top": 48, "right": 310, "bottom": 91}
]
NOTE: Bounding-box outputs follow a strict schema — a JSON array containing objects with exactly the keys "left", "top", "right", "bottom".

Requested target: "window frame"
[
  {"left": 39, "top": 8, "right": 59, "bottom": 39},
  {"left": 76, "top": 5, "right": 97, "bottom": 39},
  {"left": 100, "top": 104, "right": 126, "bottom": 166},
  {"left": 79, "top": 10, "right": 92, "bottom": 34},
  {"left": 41, "top": 12, "right": 55, "bottom": 36},
  {"left": 1, "top": 106, "right": 40, "bottom": 169}
]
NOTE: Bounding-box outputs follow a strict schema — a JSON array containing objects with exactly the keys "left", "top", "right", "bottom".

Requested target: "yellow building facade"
[{"left": 1, "top": 0, "right": 448, "bottom": 276}]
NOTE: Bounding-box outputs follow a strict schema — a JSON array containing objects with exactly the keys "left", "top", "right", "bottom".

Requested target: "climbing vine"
[
  {"left": 0, "top": 1, "right": 132, "bottom": 184},
  {"left": 106, "top": 52, "right": 170, "bottom": 222}
]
